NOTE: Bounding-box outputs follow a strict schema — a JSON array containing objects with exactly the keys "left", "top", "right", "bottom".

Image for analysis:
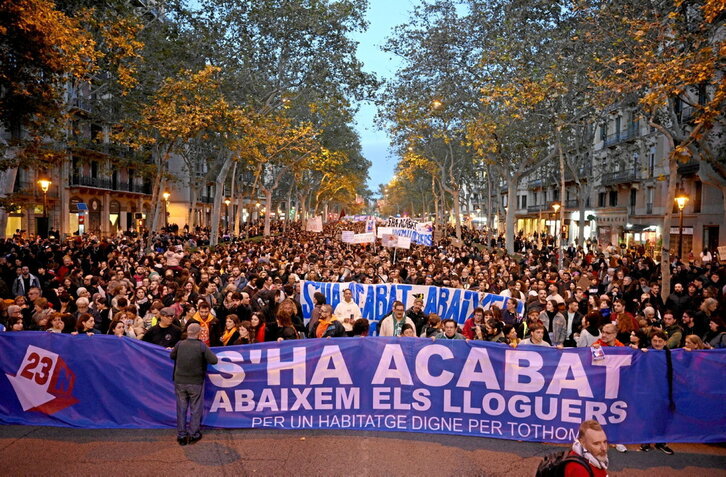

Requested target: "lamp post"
[
  {"left": 162, "top": 191, "right": 170, "bottom": 227},
  {"left": 37, "top": 178, "right": 51, "bottom": 238},
  {"left": 38, "top": 179, "right": 51, "bottom": 217},
  {"left": 224, "top": 198, "right": 231, "bottom": 231},
  {"left": 551, "top": 201, "right": 561, "bottom": 238},
  {"left": 675, "top": 193, "right": 688, "bottom": 259}
]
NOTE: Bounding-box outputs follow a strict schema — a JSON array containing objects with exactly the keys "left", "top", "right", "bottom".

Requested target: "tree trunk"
[
  {"left": 431, "top": 176, "right": 439, "bottom": 229},
  {"left": 557, "top": 131, "right": 566, "bottom": 269},
  {"left": 234, "top": 191, "right": 243, "bottom": 237},
  {"left": 505, "top": 178, "right": 517, "bottom": 254},
  {"left": 486, "top": 165, "right": 493, "bottom": 233},
  {"left": 145, "top": 145, "right": 167, "bottom": 250},
  {"left": 660, "top": 155, "right": 678, "bottom": 303},
  {"left": 0, "top": 165, "right": 19, "bottom": 238},
  {"left": 263, "top": 188, "right": 273, "bottom": 236},
  {"left": 187, "top": 176, "right": 198, "bottom": 230},
  {"left": 578, "top": 183, "right": 588, "bottom": 250},
  {"left": 209, "top": 156, "right": 233, "bottom": 246},
  {"left": 451, "top": 188, "right": 462, "bottom": 240}
]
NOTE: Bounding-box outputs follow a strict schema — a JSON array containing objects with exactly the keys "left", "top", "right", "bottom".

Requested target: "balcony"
[
  {"left": 677, "top": 160, "right": 700, "bottom": 176},
  {"left": 67, "top": 93, "right": 93, "bottom": 114},
  {"left": 604, "top": 125, "right": 640, "bottom": 148},
  {"left": 601, "top": 168, "right": 640, "bottom": 186},
  {"left": 565, "top": 199, "right": 579, "bottom": 209},
  {"left": 564, "top": 164, "right": 592, "bottom": 182},
  {"left": 69, "top": 175, "right": 152, "bottom": 194},
  {"left": 13, "top": 180, "right": 60, "bottom": 198},
  {"left": 527, "top": 204, "right": 550, "bottom": 213},
  {"left": 676, "top": 105, "right": 694, "bottom": 123}
]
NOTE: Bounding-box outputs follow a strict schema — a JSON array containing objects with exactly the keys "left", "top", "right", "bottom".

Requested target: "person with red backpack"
[
  {"left": 537, "top": 419, "right": 609, "bottom": 477},
  {"left": 565, "top": 420, "right": 609, "bottom": 476}
]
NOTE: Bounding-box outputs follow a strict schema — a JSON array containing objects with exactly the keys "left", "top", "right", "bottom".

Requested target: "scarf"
[
  {"left": 546, "top": 310, "right": 557, "bottom": 332},
  {"left": 392, "top": 317, "right": 404, "bottom": 337},
  {"left": 316, "top": 318, "right": 334, "bottom": 338},
  {"left": 193, "top": 312, "right": 214, "bottom": 346},
  {"left": 221, "top": 327, "right": 237, "bottom": 346},
  {"left": 571, "top": 439, "right": 608, "bottom": 470}
]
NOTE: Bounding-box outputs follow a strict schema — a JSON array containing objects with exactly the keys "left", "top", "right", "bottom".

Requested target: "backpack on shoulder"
[{"left": 535, "top": 449, "right": 593, "bottom": 477}]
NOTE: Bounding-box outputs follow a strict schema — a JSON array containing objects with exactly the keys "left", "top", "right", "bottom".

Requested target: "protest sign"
[{"left": 1, "top": 333, "right": 724, "bottom": 445}]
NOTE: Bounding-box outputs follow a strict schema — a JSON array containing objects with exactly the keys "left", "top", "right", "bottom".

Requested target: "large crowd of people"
[
  {"left": 3, "top": 220, "right": 725, "bottom": 453},
  {"left": 1, "top": 220, "right": 724, "bottom": 361}
]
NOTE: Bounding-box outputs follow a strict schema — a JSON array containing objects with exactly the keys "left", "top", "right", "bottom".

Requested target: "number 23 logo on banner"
[{"left": 6, "top": 345, "right": 78, "bottom": 414}]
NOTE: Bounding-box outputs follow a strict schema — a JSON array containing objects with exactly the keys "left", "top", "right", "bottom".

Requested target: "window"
[
  {"left": 646, "top": 187, "right": 654, "bottom": 214},
  {"left": 600, "top": 123, "right": 607, "bottom": 141},
  {"left": 609, "top": 190, "right": 618, "bottom": 206},
  {"left": 648, "top": 146, "right": 656, "bottom": 177},
  {"left": 91, "top": 124, "right": 103, "bottom": 143},
  {"left": 694, "top": 181, "right": 702, "bottom": 213},
  {"left": 698, "top": 84, "right": 707, "bottom": 106},
  {"left": 91, "top": 162, "right": 98, "bottom": 179},
  {"left": 630, "top": 188, "right": 637, "bottom": 208},
  {"left": 598, "top": 192, "right": 607, "bottom": 207},
  {"left": 615, "top": 117, "right": 621, "bottom": 139},
  {"left": 521, "top": 195, "right": 527, "bottom": 208}
]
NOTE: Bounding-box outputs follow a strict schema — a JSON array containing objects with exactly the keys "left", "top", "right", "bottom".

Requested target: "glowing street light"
[
  {"left": 162, "top": 191, "right": 170, "bottom": 227},
  {"left": 38, "top": 178, "right": 51, "bottom": 218},
  {"left": 675, "top": 192, "right": 689, "bottom": 259},
  {"left": 224, "top": 198, "right": 231, "bottom": 230}
]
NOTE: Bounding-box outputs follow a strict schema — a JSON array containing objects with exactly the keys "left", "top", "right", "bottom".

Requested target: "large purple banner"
[{"left": 1, "top": 332, "right": 725, "bottom": 444}]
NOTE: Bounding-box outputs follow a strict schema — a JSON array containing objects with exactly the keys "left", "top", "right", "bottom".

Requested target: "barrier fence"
[{"left": 1, "top": 332, "right": 725, "bottom": 444}]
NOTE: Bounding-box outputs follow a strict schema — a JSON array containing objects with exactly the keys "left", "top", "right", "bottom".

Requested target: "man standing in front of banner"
[
  {"left": 170, "top": 323, "right": 218, "bottom": 445},
  {"left": 378, "top": 301, "right": 416, "bottom": 336},
  {"left": 334, "top": 288, "right": 363, "bottom": 334}
]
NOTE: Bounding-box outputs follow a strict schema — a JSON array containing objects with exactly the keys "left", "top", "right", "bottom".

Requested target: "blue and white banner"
[
  {"left": 1, "top": 333, "right": 725, "bottom": 444},
  {"left": 300, "top": 281, "right": 525, "bottom": 323},
  {"left": 378, "top": 218, "right": 433, "bottom": 246}
]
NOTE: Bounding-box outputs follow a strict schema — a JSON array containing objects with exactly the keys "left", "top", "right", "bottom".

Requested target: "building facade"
[{"left": 509, "top": 105, "right": 723, "bottom": 255}]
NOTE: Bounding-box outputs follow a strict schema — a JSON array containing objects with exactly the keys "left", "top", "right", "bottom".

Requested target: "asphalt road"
[{"left": 1, "top": 425, "right": 725, "bottom": 476}]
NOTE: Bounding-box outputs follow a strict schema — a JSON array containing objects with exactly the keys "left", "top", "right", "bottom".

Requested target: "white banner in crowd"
[
  {"left": 306, "top": 216, "right": 323, "bottom": 232},
  {"left": 341, "top": 231, "right": 355, "bottom": 243},
  {"left": 381, "top": 234, "right": 411, "bottom": 249},
  {"left": 377, "top": 217, "right": 433, "bottom": 246},
  {"left": 351, "top": 233, "right": 376, "bottom": 244},
  {"left": 300, "top": 281, "right": 525, "bottom": 323}
]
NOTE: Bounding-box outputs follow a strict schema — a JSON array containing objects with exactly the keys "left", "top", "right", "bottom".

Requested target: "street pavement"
[{"left": 0, "top": 425, "right": 724, "bottom": 476}]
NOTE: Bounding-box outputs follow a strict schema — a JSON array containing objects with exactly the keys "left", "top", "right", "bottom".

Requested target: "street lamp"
[
  {"left": 224, "top": 198, "right": 231, "bottom": 231},
  {"left": 38, "top": 179, "right": 51, "bottom": 218},
  {"left": 675, "top": 192, "right": 688, "bottom": 259},
  {"left": 162, "top": 191, "right": 170, "bottom": 227},
  {"left": 551, "top": 201, "right": 561, "bottom": 237},
  {"left": 431, "top": 99, "right": 443, "bottom": 110}
]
